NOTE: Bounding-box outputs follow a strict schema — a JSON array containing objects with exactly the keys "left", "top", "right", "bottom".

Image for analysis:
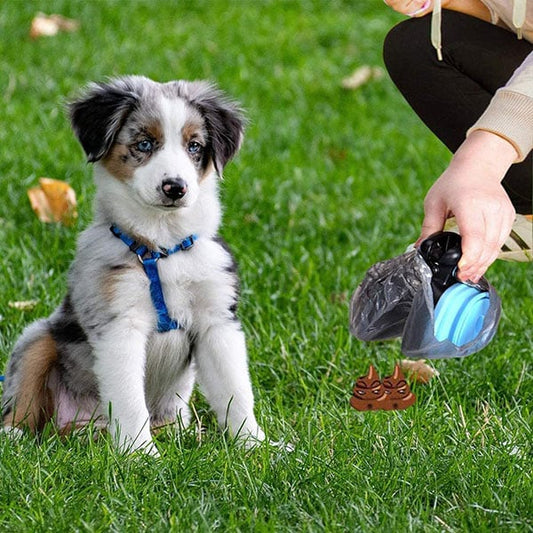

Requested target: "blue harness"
[
  {"left": 0, "top": 227, "right": 196, "bottom": 385},
  {"left": 110, "top": 225, "right": 197, "bottom": 333}
]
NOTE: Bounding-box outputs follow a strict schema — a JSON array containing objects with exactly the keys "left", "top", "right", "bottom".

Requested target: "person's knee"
[{"left": 383, "top": 17, "right": 431, "bottom": 81}]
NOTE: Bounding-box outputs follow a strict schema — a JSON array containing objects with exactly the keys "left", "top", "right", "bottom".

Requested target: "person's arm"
[
  {"left": 418, "top": 130, "right": 518, "bottom": 283},
  {"left": 468, "top": 52, "right": 533, "bottom": 162},
  {"left": 428, "top": 53, "right": 533, "bottom": 283}
]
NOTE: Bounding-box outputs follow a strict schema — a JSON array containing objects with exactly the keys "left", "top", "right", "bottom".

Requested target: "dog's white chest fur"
[{"left": 158, "top": 239, "right": 234, "bottom": 320}]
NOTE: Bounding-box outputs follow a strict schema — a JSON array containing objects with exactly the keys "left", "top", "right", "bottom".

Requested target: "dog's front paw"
[
  {"left": 236, "top": 426, "right": 294, "bottom": 451},
  {"left": 113, "top": 427, "right": 160, "bottom": 457},
  {"left": 233, "top": 425, "right": 266, "bottom": 449},
  {"left": 121, "top": 438, "right": 160, "bottom": 458},
  {"left": 236, "top": 430, "right": 294, "bottom": 452},
  {"left": 267, "top": 439, "right": 295, "bottom": 452},
  {"left": 0, "top": 425, "right": 25, "bottom": 440},
  {"left": 135, "top": 439, "right": 160, "bottom": 457}
]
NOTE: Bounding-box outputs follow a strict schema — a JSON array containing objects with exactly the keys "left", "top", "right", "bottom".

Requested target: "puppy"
[{"left": 1, "top": 76, "right": 266, "bottom": 455}]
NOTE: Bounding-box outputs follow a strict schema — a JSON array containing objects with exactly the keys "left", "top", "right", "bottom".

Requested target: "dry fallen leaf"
[
  {"left": 400, "top": 359, "right": 440, "bottom": 384},
  {"left": 8, "top": 300, "right": 40, "bottom": 311},
  {"left": 341, "top": 66, "right": 384, "bottom": 90},
  {"left": 30, "top": 13, "right": 80, "bottom": 39},
  {"left": 28, "top": 178, "right": 77, "bottom": 226}
]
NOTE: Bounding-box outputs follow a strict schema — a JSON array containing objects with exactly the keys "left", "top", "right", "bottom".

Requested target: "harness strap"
[
  {"left": 110, "top": 225, "right": 197, "bottom": 333},
  {"left": 143, "top": 256, "right": 179, "bottom": 332}
]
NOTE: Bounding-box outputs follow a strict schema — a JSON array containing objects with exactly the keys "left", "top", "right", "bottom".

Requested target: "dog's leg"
[
  {"left": 91, "top": 326, "right": 157, "bottom": 456},
  {"left": 195, "top": 323, "right": 265, "bottom": 446},
  {"left": 2, "top": 320, "right": 57, "bottom": 434}
]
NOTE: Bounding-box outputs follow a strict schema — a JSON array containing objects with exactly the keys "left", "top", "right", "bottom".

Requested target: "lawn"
[{"left": 0, "top": 0, "right": 531, "bottom": 531}]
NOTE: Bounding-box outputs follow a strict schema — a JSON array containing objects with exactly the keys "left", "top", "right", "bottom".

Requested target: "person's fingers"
[
  {"left": 470, "top": 209, "right": 516, "bottom": 281},
  {"left": 474, "top": 216, "right": 504, "bottom": 277},
  {"left": 384, "top": 0, "right": 431, "bottom": 16},
  {"left": 416, "top": 195, "right": 448, "bottom": 247},
  {"left": 455, "top": 211, "right": 487, "bottom": 282},
  {"left": 456, "top": 195, "right": 515, "bottom": 283}
]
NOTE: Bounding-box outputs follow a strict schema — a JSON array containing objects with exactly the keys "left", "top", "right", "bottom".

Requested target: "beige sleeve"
[{"left": 467, "top": 51, "right": 533, "bottom": 162}]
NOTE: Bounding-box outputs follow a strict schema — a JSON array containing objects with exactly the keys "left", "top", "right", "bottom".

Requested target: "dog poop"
[
  {"left": 350, "top": 364, "right": 416, "bottom": 411},
  {"left": 350, "top": 365, "right": 384, "bottom": 411}
]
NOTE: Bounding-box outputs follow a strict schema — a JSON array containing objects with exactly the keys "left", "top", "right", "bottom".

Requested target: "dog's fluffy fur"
[{"left": 1, "top": 76, "right": 266, "bottom": 454}]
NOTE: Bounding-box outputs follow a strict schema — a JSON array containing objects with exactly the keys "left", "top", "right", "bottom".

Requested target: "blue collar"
[{"left": 110, "top": 225, "right": 197, "bottom": 332}]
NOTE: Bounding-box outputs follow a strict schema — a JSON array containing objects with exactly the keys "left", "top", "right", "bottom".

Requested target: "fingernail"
[{"left": 457, "top": 269, "right": 473, "bottom": 283}]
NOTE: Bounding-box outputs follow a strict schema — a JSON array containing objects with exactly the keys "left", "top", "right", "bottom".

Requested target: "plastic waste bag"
[{"left": 349, "top": 232, "right": 501, "bottom": 359}]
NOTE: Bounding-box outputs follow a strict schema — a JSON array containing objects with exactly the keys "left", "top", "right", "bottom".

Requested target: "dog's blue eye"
[
  {"left": 137, "top": 140, "right": 153, "bottom": 153},
  {"left": 187, "top": 141, "right": 202, "bottom": 155}
]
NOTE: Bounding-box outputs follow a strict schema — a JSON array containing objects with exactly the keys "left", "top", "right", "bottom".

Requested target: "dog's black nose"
[{"left": 162, "top": 178, "right": 188, "bottom": 200}]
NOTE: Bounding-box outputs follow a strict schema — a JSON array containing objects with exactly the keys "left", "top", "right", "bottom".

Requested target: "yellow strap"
[
  {"left": 431, "top": 0, "right": 443, "bottom": 61},
  {"left": 513, "top": 0, "right": 527, "bottom": 39}
]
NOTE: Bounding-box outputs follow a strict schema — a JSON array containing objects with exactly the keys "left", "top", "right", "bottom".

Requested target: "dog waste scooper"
[{"left": 348, "top": 231, "right": 502, "bottom": 410}]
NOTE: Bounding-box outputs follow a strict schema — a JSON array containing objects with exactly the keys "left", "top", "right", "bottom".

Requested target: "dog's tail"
[{"left": 2, "top": 320, "right": 57, "bottom": 433}]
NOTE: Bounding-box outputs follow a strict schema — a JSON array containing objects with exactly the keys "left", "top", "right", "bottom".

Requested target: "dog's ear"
[
  {"left": 69, "top": 81, "right": 139, "bottom": 162},
  {"left": 179, "top": 82, "right": 245, "bottom": 175}
]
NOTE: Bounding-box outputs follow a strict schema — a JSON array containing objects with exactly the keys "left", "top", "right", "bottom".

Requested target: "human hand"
[
  {"left": 383, "top": 0, "right": 434, "bottom": 17},
  {"left": 417, "top": 131, "right": 518, "bottom": 283},
  {"left": 383, "top": 0, "right": 490, "bottom": 20}
]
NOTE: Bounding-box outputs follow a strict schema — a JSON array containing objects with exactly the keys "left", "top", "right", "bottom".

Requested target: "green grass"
[{"left": 0, "top": 0, "right": 532, "bottom": 531}]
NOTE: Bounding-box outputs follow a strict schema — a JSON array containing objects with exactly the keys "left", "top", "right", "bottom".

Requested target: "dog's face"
[{"left": 69, "top": 76, "right": 244, "bottom": 210}]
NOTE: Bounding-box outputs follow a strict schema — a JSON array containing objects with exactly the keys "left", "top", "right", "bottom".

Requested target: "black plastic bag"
[{"left": 349, "top": 233, "right": 501, "bottom": 359}]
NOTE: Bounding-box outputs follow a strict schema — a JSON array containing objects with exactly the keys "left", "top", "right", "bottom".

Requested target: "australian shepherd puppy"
[{"left": 1, "top": 76, "right": 266, "bottom": 455}]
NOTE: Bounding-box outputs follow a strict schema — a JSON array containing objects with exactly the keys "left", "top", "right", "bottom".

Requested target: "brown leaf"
[
  {"left": 30, "top": 13, "right": 80, "bottom": 40},
  {"left": 8, "top": 300, "right": 40, "bottom": 311},
  {"left": 400, "top": 359, "right": 440, "bottom": 384},
  {"left": 27, "top": 178, "right": 77, "bottom": 226},
  {"left": 341, "top": 66, "right": 384, "bottom": 90}
]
